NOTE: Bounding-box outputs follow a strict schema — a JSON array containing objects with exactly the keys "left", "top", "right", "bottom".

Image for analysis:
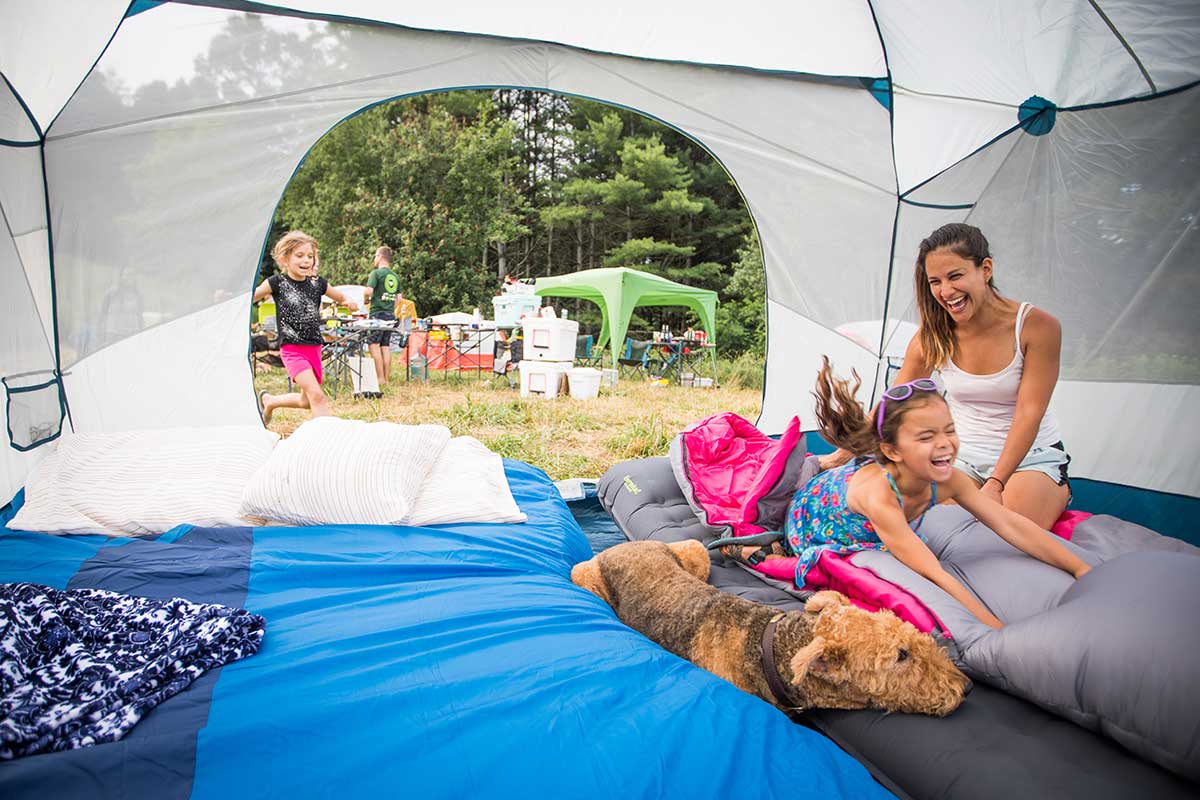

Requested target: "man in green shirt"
[{"left": 363, "top": 245, "right": 402, "bottom": 387}]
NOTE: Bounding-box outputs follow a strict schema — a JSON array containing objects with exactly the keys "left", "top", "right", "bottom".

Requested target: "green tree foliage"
[
  {"left": 277, "top": 94, "right": 530, "bottom": 315},
  {"left": 716, "top": 233, "right": 767, "bottom": 356},
  {"left": 273, "top": 89, "right": 763, "bottom": 352}
]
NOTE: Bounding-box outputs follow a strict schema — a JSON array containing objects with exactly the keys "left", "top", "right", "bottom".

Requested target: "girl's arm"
[
  {"left": 986, "top": 309, "right": 1062, "bottom": 491},
  {"left": 861, "top": 487, "right": 1004, "bottom": 628},
  {"left": 252, "top": 279, "right": 272, "bottom": 303},
  {"left": 945, "top": 469, "right": 1090, "bottom": 578},
  {"left": 324, "top": 285, "right": 359, "bottom": 311}
]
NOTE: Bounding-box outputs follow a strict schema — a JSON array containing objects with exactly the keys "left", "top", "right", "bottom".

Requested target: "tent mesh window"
[{"left": 3, "top": 373, "right": 64, "bottom": 452}]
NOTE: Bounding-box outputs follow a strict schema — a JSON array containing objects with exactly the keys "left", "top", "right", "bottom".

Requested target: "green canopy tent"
[{"left": 534, "top": 267, "right": 717, "bottom": 376}]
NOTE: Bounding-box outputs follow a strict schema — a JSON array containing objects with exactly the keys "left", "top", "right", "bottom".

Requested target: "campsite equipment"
[
  {"left": 518, "top": 360, "right": 572, "bottom": 399},
  {"left": 568, "top": 367, "right": 602, "bottom": 400},
  {"left": 521, "top": 317, "right": 579, "bottom": 363},
  {"left": 493, "top": 293, "right": 542, "bottom": 327}
]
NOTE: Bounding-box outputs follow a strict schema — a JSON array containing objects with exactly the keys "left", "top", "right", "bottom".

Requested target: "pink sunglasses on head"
[{"left": 876, "top": 378, "right": 940, "bottom": 437}]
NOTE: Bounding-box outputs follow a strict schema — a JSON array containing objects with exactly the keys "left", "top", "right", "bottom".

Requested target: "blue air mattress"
[{"left": 0, "top": 459, "right": 888, "bottom": 800}]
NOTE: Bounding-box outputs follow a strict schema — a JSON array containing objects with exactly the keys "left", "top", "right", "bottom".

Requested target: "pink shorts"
[{"left": 280, "top": 344, "right": 323, "bottom": 384}]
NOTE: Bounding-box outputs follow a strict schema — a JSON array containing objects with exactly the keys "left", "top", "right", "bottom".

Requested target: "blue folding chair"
[{"left": 618, "top": 338, "right": 652, "bottom": 379}]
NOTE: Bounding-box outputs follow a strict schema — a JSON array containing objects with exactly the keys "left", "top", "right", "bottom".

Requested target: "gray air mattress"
[{"left": 599, "top": 457, "right": 1199, "bottom": 800}]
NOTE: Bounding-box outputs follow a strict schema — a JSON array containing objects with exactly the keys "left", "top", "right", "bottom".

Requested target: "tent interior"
[
  {"left": 2, "top": 2, "right": 1199, "bottom": 796},
  {"left": 4, "top": 1, "right": 1196, "bottom": 527}
]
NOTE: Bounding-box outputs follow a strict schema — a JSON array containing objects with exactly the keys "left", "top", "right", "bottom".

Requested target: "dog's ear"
[
  {"left": 789, "top": 636, "right": 848, "bottom": 685},
  {"left": 666, "top": 540, "right": 711, "bottom": 582},
  {"left": 570, "top": 557, "right": 613, "bottom": 606},
  {"left": 805, "top": 590, "right": 849, "bottom": 616}
]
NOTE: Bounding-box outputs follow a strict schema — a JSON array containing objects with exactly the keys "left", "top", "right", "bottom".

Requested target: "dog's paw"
[
  {"left": 570, "top": 558, "right": 613, "bottom": 606},
  {"left": 666, "top": 540, "right": 711, "bottom": 582}
]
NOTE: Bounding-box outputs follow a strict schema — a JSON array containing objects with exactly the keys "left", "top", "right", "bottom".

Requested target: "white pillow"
[
  {"left": 408, "top": 436, "right": 527, "bottom": 526},
  {"left": 8, "top": 426, "right": 280, "bottom": 535},
  {"left": 239, "top": 416, "right": 451, "bottom": 526}
]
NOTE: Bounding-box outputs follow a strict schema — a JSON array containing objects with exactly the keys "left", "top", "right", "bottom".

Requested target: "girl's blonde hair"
[
  {"left": 913, "top": 223, "right": 996, "bottom": 369},
  {"left": 813, "top": 356, "right": 943, "bottom": 463},
  {"left": 272, "top": 230, "right": 319, "bottom": 270}
]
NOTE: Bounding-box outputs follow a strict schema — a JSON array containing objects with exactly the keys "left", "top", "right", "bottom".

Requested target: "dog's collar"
[{"left": 761, "top": 613, "right": 800, "bottom": 709}]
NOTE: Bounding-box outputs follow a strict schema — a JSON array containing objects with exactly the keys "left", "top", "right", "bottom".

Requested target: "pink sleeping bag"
[{"left": 671, "top": 412, "right": 804, "bottom": 538}]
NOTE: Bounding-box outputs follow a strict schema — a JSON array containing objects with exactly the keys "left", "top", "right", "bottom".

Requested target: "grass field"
[{"left": 254, "top": 363, "right": 764, "bottom": 481}]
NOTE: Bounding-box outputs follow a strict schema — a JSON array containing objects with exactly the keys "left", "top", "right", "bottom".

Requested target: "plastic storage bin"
[
  {"left": 519, "top": 360, "right": 573, "bottom": 398},
  {"left": 568, "top": 368, "right": 602, "bottom": 400},
  {"left": 521, "top": 317, "right": 579, "bottom": 362},
  {"left": 493, "top": 294, "right": 542, "bottom": 326}
]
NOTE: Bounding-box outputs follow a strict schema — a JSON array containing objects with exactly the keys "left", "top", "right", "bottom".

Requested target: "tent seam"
[
  {"left": 866, "top": 0, "right": 899, "bottom": 404},
  {"left": 37, "top": 140, "right": 72, "bottom": 433},
  {"left": 1086, "top": 0, "right": 1156, "bottom": 94},
  {"left": 0, "top": 72, "right": 43, "bottom": 139},
  {"left": 43, "top": 2, "right": 139, "bottom": 137}
]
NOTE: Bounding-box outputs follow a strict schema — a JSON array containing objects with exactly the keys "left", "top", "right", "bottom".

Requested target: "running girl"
[{"left": 253, "top": 231, "right": 357, "bottom": 424}]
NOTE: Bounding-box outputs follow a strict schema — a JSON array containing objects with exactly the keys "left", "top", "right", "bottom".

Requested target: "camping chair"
[
  {"left": 575, "top": 334, "right": 601, "bottom": 368},
  {"left": 618, "top": 338, "right": 652, "bottom": 380},
  {"left": 647, "top": 341, "right": 683, "bottom": 383},
  {"left": 493, "top": 337, "right": 522, "bottom": 389}
]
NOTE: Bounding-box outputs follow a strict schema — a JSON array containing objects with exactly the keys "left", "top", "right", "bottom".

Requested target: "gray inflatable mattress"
[{"left": 599, "top": 456, "right": 1199, "bottom": 799}]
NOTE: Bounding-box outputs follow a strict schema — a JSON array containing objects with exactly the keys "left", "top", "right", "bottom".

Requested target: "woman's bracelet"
[{"left": 984, "top": 475, "right": 1006, "bottom": 491}]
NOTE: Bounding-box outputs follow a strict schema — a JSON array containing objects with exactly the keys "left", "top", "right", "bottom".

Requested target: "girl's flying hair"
[{"left": 813, "top": 356, "right": 942, "bottom": 463}]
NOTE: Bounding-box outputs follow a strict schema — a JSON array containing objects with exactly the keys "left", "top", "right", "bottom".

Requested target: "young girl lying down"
[{"left": 724, "top": 358, "right": 1089, "bottom": 628}]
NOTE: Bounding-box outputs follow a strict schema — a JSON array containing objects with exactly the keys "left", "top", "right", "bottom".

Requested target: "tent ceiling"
[{"left": 217, "top": 0, "right": 887, "bottom": 79}]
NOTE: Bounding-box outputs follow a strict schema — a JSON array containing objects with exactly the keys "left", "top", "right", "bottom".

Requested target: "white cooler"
[
  {"left": 568, "top": 367, "right": 602, "bottom": 400},
  {"left": 519, "top": 360, "right": 573, "bottom": 398},
  {"left": 493, "top": 294, "right": 542, "bottom": 326},
  {"left": 521, "top": 317, "right": 579, "bottom": 362}
]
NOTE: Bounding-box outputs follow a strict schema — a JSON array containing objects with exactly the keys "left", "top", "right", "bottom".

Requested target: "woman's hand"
[
  {"left": 980, "top": 477, "right": 1004, "bottom": 505},
  {"left": 1072, "top": 563, "right": 1092, "bottom": 580}
]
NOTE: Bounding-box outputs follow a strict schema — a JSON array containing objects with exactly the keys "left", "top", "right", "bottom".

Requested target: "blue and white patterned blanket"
[{"left": 0, "top": 582, "right": 265, "bottom": 759}]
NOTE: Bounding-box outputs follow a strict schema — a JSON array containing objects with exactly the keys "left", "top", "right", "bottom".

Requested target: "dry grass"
[{"left": 255, "top": 366, "right": 762, "bottom": 480}]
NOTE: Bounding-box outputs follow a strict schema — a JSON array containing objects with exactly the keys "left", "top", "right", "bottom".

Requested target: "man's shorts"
[
  {"left": 955, "top": 441, "right": 1071, "bottom": 487},
  {"left": 368, "top": 311, "right": 395, "bottom": 346},
  {"left": 280, "top": 344, "right": 323, "bottom": 384}
]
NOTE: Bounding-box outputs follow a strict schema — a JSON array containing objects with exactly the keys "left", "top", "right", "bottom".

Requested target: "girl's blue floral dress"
[{"left": 784, "top": 457, "right": 934, "bottom": 587}]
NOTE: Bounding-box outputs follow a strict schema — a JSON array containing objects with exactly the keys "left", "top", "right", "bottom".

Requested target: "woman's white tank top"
[{"left": 936, "top": 302, "right": 1062, "bottom": 462}]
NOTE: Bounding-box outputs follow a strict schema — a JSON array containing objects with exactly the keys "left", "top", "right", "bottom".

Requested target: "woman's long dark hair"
[{"left": 914, "top": 223, "right": 996, "bottom": 369}]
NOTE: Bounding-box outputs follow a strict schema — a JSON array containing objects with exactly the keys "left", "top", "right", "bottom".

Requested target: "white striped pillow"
[
  {"left": 7, "top": 427, "right": 280, "bottom": 535},
  {"left": 239, "top": 417, "right": 451, "bottom": 526},
  {"left": 407, "top": 436, "right": 526, "bottom": 526}
]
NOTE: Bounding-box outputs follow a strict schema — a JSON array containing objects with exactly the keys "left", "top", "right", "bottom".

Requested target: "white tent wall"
[
  {"left": 0, "top": 0, "right": 131, "bottom": 131},
  {"left": 875, "top": 0, "right": 1162, "bottom": 105},
  {"left": 760, "top": 302, "right": 882, "bottom": 436},
  {"left": 43, "top": 10, "right": 896, "bottom": 432},
  {"left": 0, "top": 139, "right": 59, "bottom": 500},
  {"left": 1, "top": 1, "right": 1198, "bottom": 506}
]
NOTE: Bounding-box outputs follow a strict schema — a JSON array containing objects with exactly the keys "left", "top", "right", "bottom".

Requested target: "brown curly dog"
[{"left": 571, "top": 539, "right": 968, "bottom": 716}]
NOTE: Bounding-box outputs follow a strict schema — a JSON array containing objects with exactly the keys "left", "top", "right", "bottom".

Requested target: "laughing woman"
[{"left": 893, "top": 223, "right": 1071, "bottom": 529}]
